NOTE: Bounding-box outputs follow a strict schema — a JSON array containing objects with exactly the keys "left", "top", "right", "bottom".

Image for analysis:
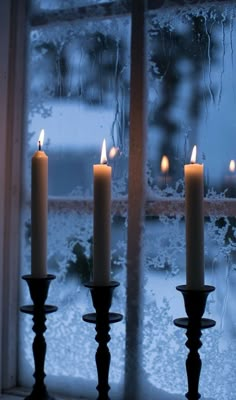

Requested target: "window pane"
[
  {"left": 144, "top": 3, "right": 236, "bottom": 399},
  {"left": 19, "top": 2, "right": 130, "bottom": 398},
  {"left": 31, "top": 0, "right": 115, "bottom": 13},
  {"left": 19, "top": 1, "right": 236, "bottom": 399},
  {"left": 20, "top": 209, "right": 126, "bottom": 397},
  {"left": 147, "top": 2, "right": 236, "bottom": 195},
  {"left": 27, "top": 8, "right": 130, "bottom": 197}
]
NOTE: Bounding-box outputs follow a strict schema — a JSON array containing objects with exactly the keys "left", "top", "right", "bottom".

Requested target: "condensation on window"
[
  {"left": 144, "top": 3, "right": 236, "bottom": 399},
  {"left": 26, "top": 9, "right": 130, "bottom": 197},
  {"left": 147, "top": 2, "right": 236, "bottom": 194},
  {"left": 31, "top": 0, "right": 114, "bottom": 13},
  {"left": 20, "top": 3, "right": 129, "bottom": 399},
  {"left": 19, "top": 208, "right": 126, "bottom": 398},
  {"left": 20, "top": 1, "right": 236, "bottom": 400}
]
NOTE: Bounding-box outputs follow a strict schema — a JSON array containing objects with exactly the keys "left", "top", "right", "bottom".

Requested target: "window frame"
[
  {"left": 0, "top": 0, "right": 27, "bottom": 392},
  {"left": 1, "top": 0, "right": 236, "bottom": 398}
]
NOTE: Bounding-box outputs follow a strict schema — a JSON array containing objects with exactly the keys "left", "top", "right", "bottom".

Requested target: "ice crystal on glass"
[{"left": 20, "top": 1, "right": 236, "bottom": 399}]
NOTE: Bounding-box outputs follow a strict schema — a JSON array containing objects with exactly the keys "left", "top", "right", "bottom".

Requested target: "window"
[{"left": 1, "top": 1, "right": 235, "bottom": 399}]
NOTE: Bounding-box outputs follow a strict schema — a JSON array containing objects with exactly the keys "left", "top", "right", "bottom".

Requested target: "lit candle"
[
  {"left": 31, "top": 129, "right": 48, "bottom": 278},
  {"left": 93, "top": 139, "right": 111, "bottom": 285},
  {"left": 184, "top": 145, "right": 204, "bottom": 289}
]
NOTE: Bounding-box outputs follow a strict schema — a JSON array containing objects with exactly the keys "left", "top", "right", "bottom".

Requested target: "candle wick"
[
  {"left": 38, "top": 141, "right": 41, "bottom": 151},
  {"left": 102, "top": 160, "right": 108, "bottom": 166}
]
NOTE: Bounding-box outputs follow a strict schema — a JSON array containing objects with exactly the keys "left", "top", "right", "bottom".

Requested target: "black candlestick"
[
  {"left": 83, "top": 281, "right": 123, "bottom": 400},
  {"left": 20, "top": 274, "right": 57, "bottom": 400},
  {"left": 174, "top": 285, "right": 216, "bottom": 400}
]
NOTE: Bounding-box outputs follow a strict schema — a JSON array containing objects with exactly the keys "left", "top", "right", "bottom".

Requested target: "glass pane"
[
  {"left": 26, "top": 6, "right": 130, "bottom": 197},
  {"left": 19, "top": 2, "right": 130, "bottom": 398},
  {"left": 147, "top": 2, "right": 236, "bottom": 196},
  {"left": 20, "top": 1, "right": 236, "bottom": 399},
  {"left": 20, "top": 209, "right": 126, "bottom": 398},
  {"left": 144, "top": 2, "right": 236, "bottom": 399},
  {"left": 31, "top": 0, "right": 115, "bottom": 13}
]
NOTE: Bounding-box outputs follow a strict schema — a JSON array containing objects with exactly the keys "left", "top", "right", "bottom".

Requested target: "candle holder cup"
[
  {"left": 174, "top": 285, "right": 215, "bottom": 400},
  {"left": 20, "top": 274, "right": 57, "bottom": 400},
  {"left": 83, "top": 281, "right": 123, "bottom": 400}
]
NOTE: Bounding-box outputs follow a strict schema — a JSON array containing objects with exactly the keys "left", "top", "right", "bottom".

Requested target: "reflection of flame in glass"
[
  {"left": 190, "top": 145, "right": 197, "bottom": 163},
  {"left": 100, "top": 139, "right": 107, "bottom": 164},
  {"left": 109, "top": 146, "right": 119, "bottom": 159},
  {"left": 229, "top": 159, "right": 235, "bottom": 173},
  {"left": 161, "top": 155, "right": 169, "bottom": 174},
  {"left": 38, "top": 129, "right": 45, "bottom": 148}
]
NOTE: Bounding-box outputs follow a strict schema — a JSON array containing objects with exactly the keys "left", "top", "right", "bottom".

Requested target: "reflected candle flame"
[
  {"left": 229, "top": 160, "right": 235, "bottom": 173},
  {"left": 109, "top": 146, "right": 119, "bottom": 159},
  {"left": 100, "top": 138, "right": 108, "bottom": 164},
  {"left": 190, "top": 145, "right": 197, "bottom": 163},
  {"left": 161, "top": 155, "right": 169, "bottom": 174}
]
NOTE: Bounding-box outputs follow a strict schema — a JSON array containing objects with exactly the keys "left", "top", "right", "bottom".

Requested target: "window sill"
[
  {"left": 3, "top": 388, "right": 89, "bottom": 400},
  {"left": 1, "top": 396, "right": 21, "bottom": 400}
]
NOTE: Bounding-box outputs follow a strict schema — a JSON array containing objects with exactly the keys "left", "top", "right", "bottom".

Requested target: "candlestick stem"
[
  {"left": 20, "top": 274, "right": 57, "bottom": 400},
  {"left": 83, "top": 281, "right": 123, "bottom": 400},
  {"left": 174, "top": 285, "right": 215, "bottom": 400}
]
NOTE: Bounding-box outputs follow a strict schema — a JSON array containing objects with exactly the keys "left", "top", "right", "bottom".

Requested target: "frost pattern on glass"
[
  {"left": 19, "top": 208, "right": 126, "bottom": 398},
  {"left": 147, "top": 4, "right": 236, "bottom": 194},
  {"left": 20, "top": 5, "right": 129, "bottom": 399},
  {"left": 31, "top": 0, "right": 116, "bottom": 12},
  {"left": 142, "top": 210, "right": 236, "bottom": 399},
  {"left": 21, "top": 1, "right": 236, "bottom": 399},
  {"left": 144, "top": 3, "right": 236, "bottom": 399},
  {"left": 27, "top": 13, "right": 130, "bottom": 197}
]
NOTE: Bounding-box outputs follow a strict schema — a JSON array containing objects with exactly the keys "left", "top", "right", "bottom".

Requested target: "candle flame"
[
  {"left": 161, "top": 155, "right": 169, "bottom": 174},
  {"left": 190, "top": 145, "right": 197, "bottom": 163},
  {"left": 100, "top": 139, "right": 107, "bottom": 164},
  {"left": 38, "top": 129, "right": 45, "bottom": 149},
  {"left": 229, "top": 159, "right": 235, "bottom": 173},
  {"left": 109, "top": 146, "right": 119, "bottom": 159}
]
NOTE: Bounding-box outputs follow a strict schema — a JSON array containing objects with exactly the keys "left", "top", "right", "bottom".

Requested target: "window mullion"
[{"left": 125, "top": 1, "right": 147, "bottom": 398}]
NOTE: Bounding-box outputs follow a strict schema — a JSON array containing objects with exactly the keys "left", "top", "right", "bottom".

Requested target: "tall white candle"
[
  {"left": 184, "top": 145, "right": 204, "bottom": 289},
  {"left": 93, "top": 139, "right": 111, "bottom": 285},
  {"left": 31, "top": 129, "right": 48, "bottom": 278}
]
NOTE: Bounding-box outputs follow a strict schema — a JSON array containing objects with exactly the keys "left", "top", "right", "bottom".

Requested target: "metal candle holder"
[
  {"left": 83, "top": 281, "right": 123, "bottom": 400},
  {"left": 20, "top": 274, "right": 57, "bottom": 400},
  {"left": 174, "top": 284, "right": 216, "bottom": 400}
]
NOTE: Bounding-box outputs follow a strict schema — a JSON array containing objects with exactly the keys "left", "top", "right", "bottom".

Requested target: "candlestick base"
[
  {"left": 174, "top": 285, "right": 215, "bottom": 400},
  {"left": 83, "top": 281, "right": 123, "bottom": 400},
  {"left": 20, "top": 274, "right": 57, "bottom": 400}
]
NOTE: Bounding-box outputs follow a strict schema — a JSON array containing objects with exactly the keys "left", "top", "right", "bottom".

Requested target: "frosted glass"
[
  {"left": 31, "top": 0, "right": 113, "bottom": 12},
  {"left": 20, "top": 1, "right": 236, "bottom": 399},
  {"left": 26, "top": 9, "right": 130, "bottom": 197},
  {"left": 19, "top": 3, "right": 129, "bottom": 399},
  {"left": 19, "top": 209, "right": 126, "bottom": 398},
  {"left": 144, "top": 3, "right": 236, "bottom": 399},
  {"left": 147, "top": 2, "right": 236, "bottom": 194}
]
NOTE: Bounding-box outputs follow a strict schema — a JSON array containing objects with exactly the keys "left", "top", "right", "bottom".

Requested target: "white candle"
[
  {"left": 93, "top": 139, "right": 111, "bottom": 285},
  {"left": 31, "top": 129, "right": 48, "bottom": 278},
  {"left": 184, "top": 145, "right": 204, "bottom": 289}
]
